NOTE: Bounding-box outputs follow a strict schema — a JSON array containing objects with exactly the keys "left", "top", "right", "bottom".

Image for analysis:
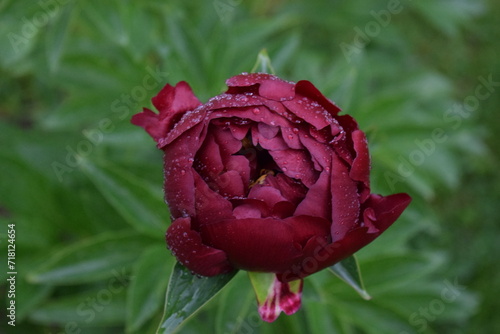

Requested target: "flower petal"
[
  {"left": 362, "top": 193, "right": 412, "bottom": 231},
  {"left": 277, "top": 194, "right": 411, "bottom": 282},
  {"left": 268, "top": 149, "right": 318, "bottom": 187},
  {"left": 282, "top": 96, "right": 333, "bottom": 130},
  {"left": 294, "top": 80, "right": 341, "bottom": 116},
  {"left": 264, "top": 174, "right": 308, "bottom": 206},
  {"left": 248, "top": 185, "right": 287, "bottom": 208},
  {"left": 194, "top": 132, "right": 224, "bottom": 181},
  {"left": 215, "top": 170, "right": 245, "bottom": 198},
  {"left": 349, "top": 130, "right": 370, "bottom": 187},
  {"left": 166, "top": 217, "right": 233, "bottom": 276},
  {"left": 132, "top": 82, "right": 202, "bottom": 143},
  {"left": 252, "top": 125, "right": 289, "bottom": 151},
  {"left": 131, "top": 108, "right": 164, "bottom": 142},
  {"left": 299, "top": 131, "right": 334, "bottom": 171},
  {"left": 200, "top": 217, "right": 303, "bottom": 272},
  {"left": 330, "top": 153, "right": 360, "bottom": 242},
  {"left": 294, "top": 170, "right": 331, "bottom": 220},
  {"left": 259, "top": 79, "right": 295, "bottom": 101},
  {"left": 153, "top": 81, "right": 202, "bottom": 118},
  {"left": 193, "top": 172, "right": 234, "bottom": 228},
  {"left": 162, "top": 124, "right": 205, "bottom": 218},
  {"left": 281, "top": 127, "right": 304, "bottom": 149}
]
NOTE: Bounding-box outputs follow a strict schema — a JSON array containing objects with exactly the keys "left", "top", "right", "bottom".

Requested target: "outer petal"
[
  {"left": 131, "top": 108, "right": 164, "bottom": 142},
  {"left": 294, "top": 80, "right": 341, "bottom": 117},
  {"left": 282, "top": 97, "right": 333, "bottom": 130},
  {"left": 200, "top": 217, "right": 302, "bottom": 272},
  {"left": 153, "top": 81, "right": 201, "bottom": 119},
  {"left": 349, "top": 130, "right": 370, "bottom": 187},
  {"left": 132, "top": 82, "right": 202, "bottom": 143},
  {"left": 159, "top": 105, "right": 208, "bottom": 148},
  {"left": 259, "top": 79, "right": 295, "bottom": 101},
  {"left": 166, "top": 217, "right": 233, "bottom": 276},
  {"left": 200, "top": 215, "right": 329, "bottom": 273},
  {"left": 162, "top": 123, "right": 205, "bottom": 218},
  {"left": 278, "top": 193, "right": 411, "bottom": 282},
  {"left": 330, "top": 153, "right": 360, "bottom": 242},
  {"left": 362, "top": 193, "right": 412, "bottom": 231},
  {"left": 225, "top": 73, "right": 295, "bottom": 101}
]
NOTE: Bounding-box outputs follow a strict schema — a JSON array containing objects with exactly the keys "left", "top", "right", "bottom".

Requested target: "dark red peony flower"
[{"left": 132, "top": 73, "right": 411, "bottom": 320}]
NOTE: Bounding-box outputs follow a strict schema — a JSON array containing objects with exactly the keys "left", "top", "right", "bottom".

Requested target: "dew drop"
[{"left": 252, "top": 108, "right": 261, "bottom": 114}]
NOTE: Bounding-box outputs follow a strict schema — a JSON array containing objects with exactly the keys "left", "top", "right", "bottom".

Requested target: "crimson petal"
[
  {"left": 294, "top": 80, "right": 341, "bottom": 116},
  {"left": 193, "top": 172, "right": 234, "bottom": 227},
  {"left": 162, "top": 124, "right": 205, "bottom": 218},
  {"left": 294, "top": 171, "right": 331, "bottom": 220},
  {"left": 269, "top": 149, "right": 318, "bottom": 187},
  {"left": 200, "top": 217, "right": 303, "bottom": 272},
  {"left": 248, "top": 185, "right": 287, "bottom": 208},
  {"left": 349, "top": 130, "right": 370, "bottom": 187},
  {"left": 166, "top": 217, "right": 233, "bottom": 276},
  {"left": 278, "top": 193, "right": 411, "bottom": 282},
  {"left": 363, "top": 193, "right": 412, "bottom": 231},
  {"left": 153, "top": 82, "right": 201, "bottom": 117},
  {"left": 330, "top": 153, "right": 360, "bottom": 242}
]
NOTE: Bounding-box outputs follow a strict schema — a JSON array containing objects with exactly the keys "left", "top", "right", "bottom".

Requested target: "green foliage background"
[{"left": 0, "top": 0, "right": 498, "bottom": 333}]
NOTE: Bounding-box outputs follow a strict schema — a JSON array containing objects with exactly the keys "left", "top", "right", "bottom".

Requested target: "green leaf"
[
  {"left": 28, "top": 231, "right": 152, "bottom": 285},
  {"left": 44, "top": 1, "right": 75, "bottom": 72},
  {"left": 157, "top": 262, "right": 238, "bottom": 334},
  {"left": 29, "top": 286, "right": 127, "bottom": 326},
  {"left": 329, "top": 255, "right": 371, "bottom": 300},
  {"left": 126, "top": 245, "right": 173, "bottom": 333},
  {"left": 80, "top": 159, "right": 169, "bottom": 238}
]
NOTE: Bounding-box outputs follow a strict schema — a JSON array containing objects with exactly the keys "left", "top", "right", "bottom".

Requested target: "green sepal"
[
  {"left": 329, "top": 255, "right": 371, "bottom": 300},
  {"left": 250, "top": 48, "right": 276, "bottom": 74}
]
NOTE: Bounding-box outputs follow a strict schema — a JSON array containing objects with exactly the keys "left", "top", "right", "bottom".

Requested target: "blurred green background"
[{"left": 0, "top": 0, "right": 498, "bottom": 333}]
